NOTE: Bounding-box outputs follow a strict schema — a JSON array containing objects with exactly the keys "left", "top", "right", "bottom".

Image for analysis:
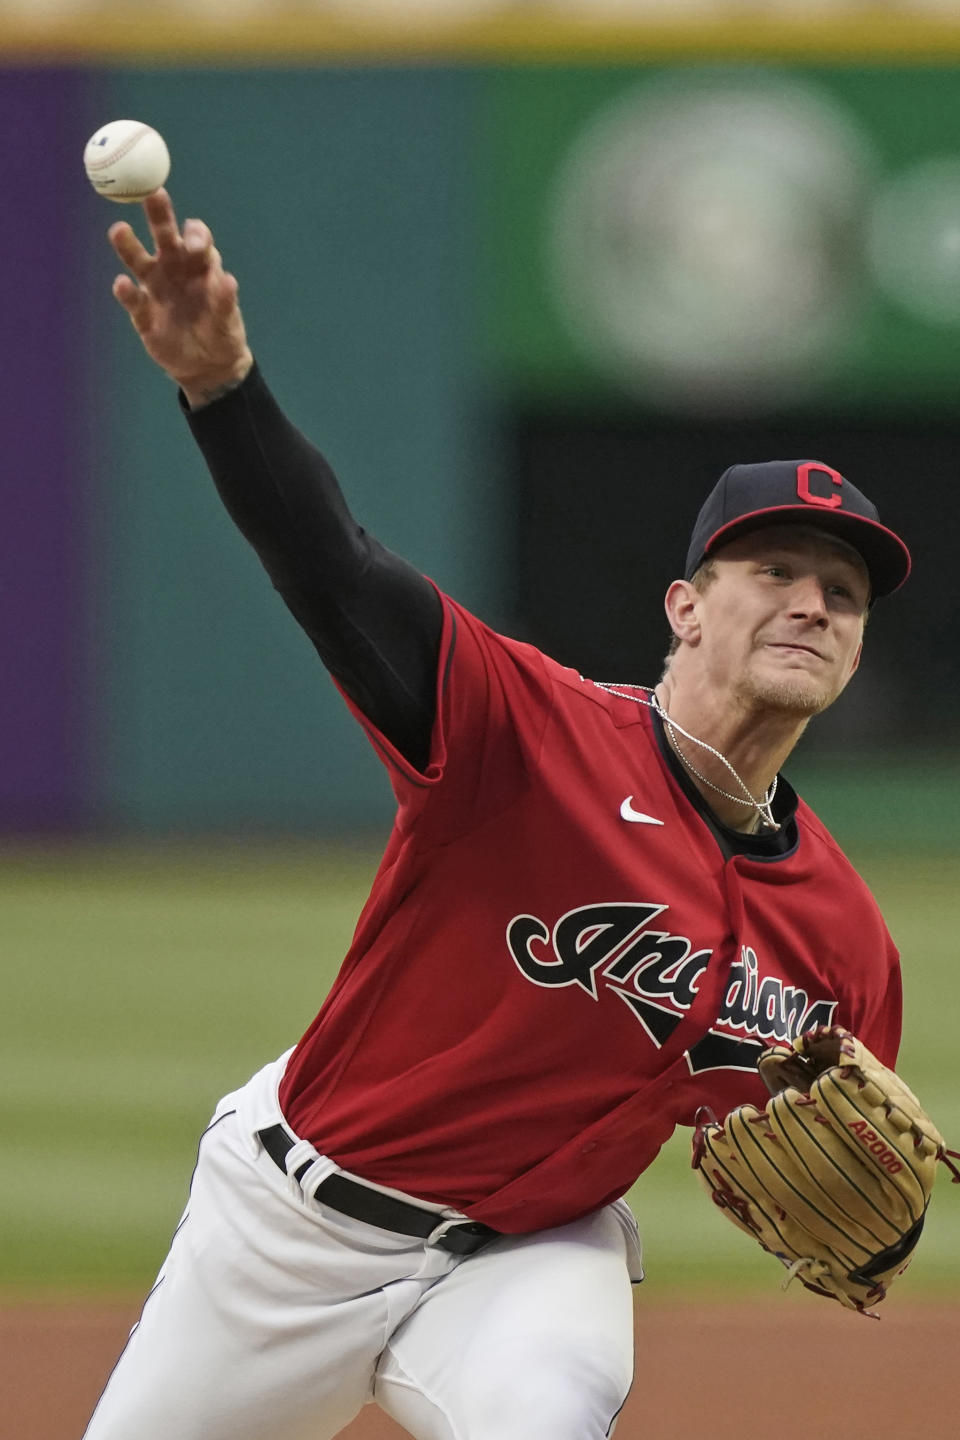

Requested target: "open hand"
[{"left": 109, "top": 188, "right": 254, "bottom": 408}]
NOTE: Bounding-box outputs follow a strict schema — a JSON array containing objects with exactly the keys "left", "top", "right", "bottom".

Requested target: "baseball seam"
[{"left": 85, "top": 124, "right": 154, "bottom": 173}]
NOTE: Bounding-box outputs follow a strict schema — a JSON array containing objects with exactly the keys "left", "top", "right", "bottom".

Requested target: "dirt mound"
[{"left": 7, "top": 1296, "right": 957, "bottom": 1438}]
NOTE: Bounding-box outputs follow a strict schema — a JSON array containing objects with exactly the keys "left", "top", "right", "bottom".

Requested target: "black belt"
[{"left": 257, "top": 1123, "right": 500, "bottom": 1257}]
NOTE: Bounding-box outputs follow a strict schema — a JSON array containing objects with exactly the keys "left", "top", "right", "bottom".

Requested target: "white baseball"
[{"left": 84, "top": 119, "right": 171, "bottom": 203}]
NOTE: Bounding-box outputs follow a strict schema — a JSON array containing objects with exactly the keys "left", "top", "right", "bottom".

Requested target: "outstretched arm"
[{"left": 108, "top": 190, "right": 442, "bottom": 770}]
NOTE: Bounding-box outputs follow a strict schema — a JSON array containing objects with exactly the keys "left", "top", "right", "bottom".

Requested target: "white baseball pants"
[{"left": 82, "top": 1053, "right": 643, "bottom": 1440}]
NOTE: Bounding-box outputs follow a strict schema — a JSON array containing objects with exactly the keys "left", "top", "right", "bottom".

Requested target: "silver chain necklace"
[{"left": 593, "top": 682, "right": 781, "bottom": 833}]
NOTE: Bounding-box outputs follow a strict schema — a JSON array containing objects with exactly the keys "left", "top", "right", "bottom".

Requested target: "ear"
[{"left": 664, "top": 579, "right": 702, "bottom": 647}]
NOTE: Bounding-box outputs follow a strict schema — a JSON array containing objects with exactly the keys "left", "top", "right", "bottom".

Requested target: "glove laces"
[{"left": 939, "top": 1146, "right": 960, "bottom": 1182}]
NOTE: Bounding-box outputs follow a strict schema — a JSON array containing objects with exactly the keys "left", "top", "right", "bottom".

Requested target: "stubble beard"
[{"left": 736, "top": 668, "right": 836, "bottom": 720}]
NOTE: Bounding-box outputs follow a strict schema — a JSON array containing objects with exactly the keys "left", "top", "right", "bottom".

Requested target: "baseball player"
[{"left": 84, "top": 189, "right": 911, "bottom": 1440}]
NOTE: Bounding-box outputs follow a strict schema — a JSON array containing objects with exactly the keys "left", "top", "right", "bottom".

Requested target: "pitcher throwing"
[{"left": 85, "top": 188, "right": 918, "bottom": 1440}]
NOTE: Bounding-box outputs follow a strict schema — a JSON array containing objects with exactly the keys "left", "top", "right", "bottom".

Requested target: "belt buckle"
[
  {"left": 426, "top": 1217, "right": 495, "bottom": 1256},
  {"left": 426, "top": 1217, "right": 464, "bottom": 1248}
]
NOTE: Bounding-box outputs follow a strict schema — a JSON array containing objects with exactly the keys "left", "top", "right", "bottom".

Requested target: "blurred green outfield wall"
[{"left": 486, "top": 66, "right": 960, "bottom": 409}]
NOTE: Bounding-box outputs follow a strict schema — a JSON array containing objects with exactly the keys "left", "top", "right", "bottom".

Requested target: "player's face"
[{"left": 694, "top": 527, "right": 869, "bottom": 719}]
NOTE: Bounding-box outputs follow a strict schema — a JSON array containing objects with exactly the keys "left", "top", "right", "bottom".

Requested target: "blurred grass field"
[{"left": 3, "top": 822, "right": 958, "bottom": 1300}]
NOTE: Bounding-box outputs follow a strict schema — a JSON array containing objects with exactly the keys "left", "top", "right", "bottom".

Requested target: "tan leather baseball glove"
[{"left": 692, "top": 1026, "right": 959, "bottom": 1316}]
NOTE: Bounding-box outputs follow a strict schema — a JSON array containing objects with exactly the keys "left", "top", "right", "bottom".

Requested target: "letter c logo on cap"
[{"left": 796, "top": 462, "right": 843, "bottom": 509}]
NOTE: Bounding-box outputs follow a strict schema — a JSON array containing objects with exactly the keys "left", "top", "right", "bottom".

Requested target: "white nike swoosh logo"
[{"left": 620, "top": 796, "right": 665, "bottom": 826}]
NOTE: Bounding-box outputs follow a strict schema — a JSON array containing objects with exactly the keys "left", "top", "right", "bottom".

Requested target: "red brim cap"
[{"left": 685, "top": 461, "right": 911, "bottom": 599}]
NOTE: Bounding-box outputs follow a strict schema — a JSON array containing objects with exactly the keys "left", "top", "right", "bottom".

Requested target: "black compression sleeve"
[{"left": 181, "top": 363, "right": 442, "bottom": 771}]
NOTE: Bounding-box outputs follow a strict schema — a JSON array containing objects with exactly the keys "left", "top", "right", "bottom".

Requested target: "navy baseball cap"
[{"left": 685, "top": 460, "right": 911, "bottom": 599}]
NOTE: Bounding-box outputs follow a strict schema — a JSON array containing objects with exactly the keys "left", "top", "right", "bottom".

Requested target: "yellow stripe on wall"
[{"left": 7, "top": 8, "right": 960, "bottom": 66}]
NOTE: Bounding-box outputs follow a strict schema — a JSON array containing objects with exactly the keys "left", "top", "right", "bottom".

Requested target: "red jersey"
[{"left": 279, "top": 589, "right": 901, "bottom": 1233}]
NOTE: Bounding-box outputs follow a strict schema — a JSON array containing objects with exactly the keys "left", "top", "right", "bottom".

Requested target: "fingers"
[
  {"left": 143, "top": 187, "right": 182, "bottom": 255},
  {"left": 111, "top": 273, "right": 138, "bottom": 307},
  {"left": 182, "top": 217, "right": 213, "bottom": 254},
  {"left": 143, "top": 190, "right": 218, "bottom": 269},
  {"left": 111, "top": 274, "right": 152, "bottom": 332},
  {"left": 212, "top": 270, "right": 239, "bottom": 315},
  {"left": 109, "top": 202, "right": 220, "bottom": 288},
  {"left": 182, "top": 220, "right": 222, "bottom": 279},
  {"left": 108, "top": 219, "right": 153, "bottom": 279}
]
